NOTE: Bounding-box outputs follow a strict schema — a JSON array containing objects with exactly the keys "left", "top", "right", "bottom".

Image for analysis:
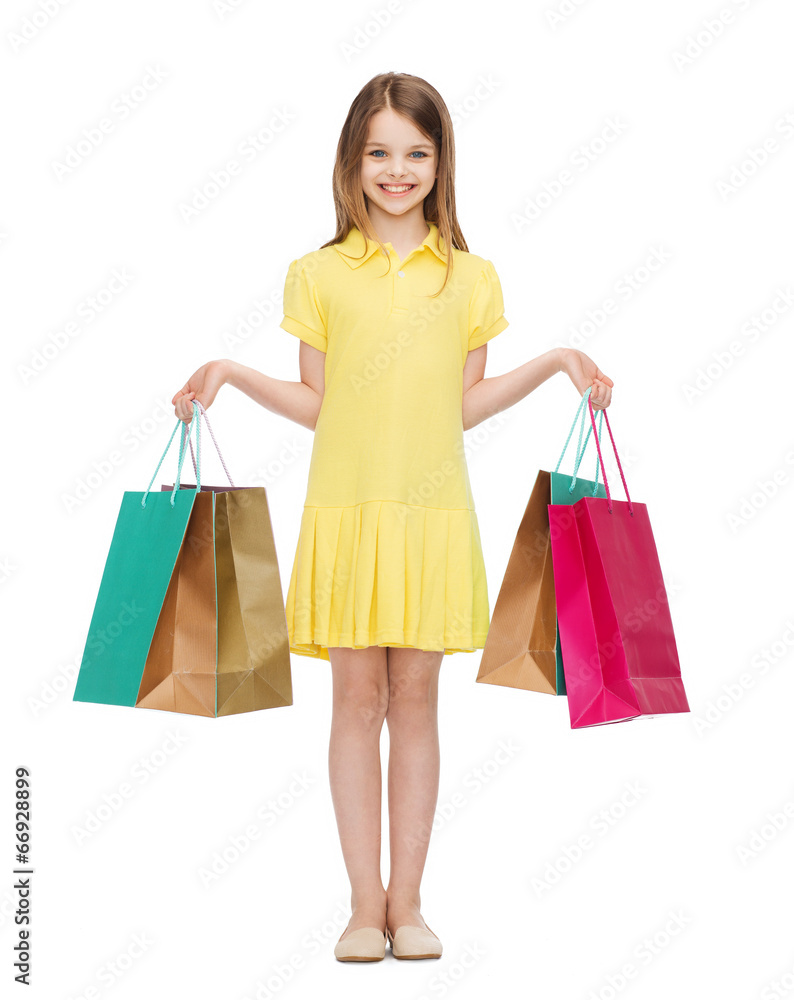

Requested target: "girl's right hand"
[{"left": 171, "top": 360, "right": 229, "bottom": 424}]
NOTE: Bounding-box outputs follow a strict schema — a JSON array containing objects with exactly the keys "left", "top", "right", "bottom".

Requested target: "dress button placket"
[{"left": 394, "top": 255, "right": 408, "bottom": 313}]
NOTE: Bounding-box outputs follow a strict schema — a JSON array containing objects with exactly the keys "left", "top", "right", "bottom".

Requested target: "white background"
[{"left": 3, "top": 0, "right": 794, "bottom": 997}]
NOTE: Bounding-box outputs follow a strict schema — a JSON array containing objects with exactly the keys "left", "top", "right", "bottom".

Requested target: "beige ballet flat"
[
  {"left": 386, "top": 922, "right": 443, "bottom": 960},
  {"left": 334, "top": 925, "right": 387, "bottom": 962}
]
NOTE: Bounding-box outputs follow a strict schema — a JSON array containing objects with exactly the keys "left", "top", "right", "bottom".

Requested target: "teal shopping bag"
[
  {"left": 549, "top": 387, "right": 607, "bottom": 694},
  {"left": 73, "top": 404, "right": 205, "bottom": 708}
]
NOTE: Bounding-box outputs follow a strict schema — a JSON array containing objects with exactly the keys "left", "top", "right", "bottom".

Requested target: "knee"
[
  {"left": 386, "top": 675, "right": 437, "bottom": 722},
  {"left": 333, "top": 677, "right": 389, "bottom": 731}
]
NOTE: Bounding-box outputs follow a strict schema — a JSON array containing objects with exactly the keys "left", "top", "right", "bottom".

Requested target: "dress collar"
[{"left": 334, "top": 221, "right": 448, "bottom": 268}]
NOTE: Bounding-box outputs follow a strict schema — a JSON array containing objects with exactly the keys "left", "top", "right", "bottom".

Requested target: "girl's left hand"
[{"left": 560, "top": 348, "right": 614, "bottom": 410}]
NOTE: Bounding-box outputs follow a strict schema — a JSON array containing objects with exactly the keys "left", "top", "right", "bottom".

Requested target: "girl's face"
[{"left": 360, "top": 108, "right": 438, "bottom": 219}]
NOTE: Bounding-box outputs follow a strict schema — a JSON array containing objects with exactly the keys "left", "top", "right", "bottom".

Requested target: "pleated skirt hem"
[
  {"left": 285, "top": 500, "right": 490, "bottom": 661},
  {"left": 288, "top": 631, "right": 492, "bottom": 661}
]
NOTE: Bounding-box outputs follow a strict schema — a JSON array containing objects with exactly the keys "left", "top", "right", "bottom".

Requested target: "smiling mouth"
[{"left": 378, "top": 183, "right": 416, "bottom": 194}]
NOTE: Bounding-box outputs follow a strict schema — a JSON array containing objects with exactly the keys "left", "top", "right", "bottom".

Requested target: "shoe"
[
  {"left": 334, "top": 924, "right": 387, "bottom": 962},
  {"left": 386, "top": 922, "right": 443, "bottom": 960}
]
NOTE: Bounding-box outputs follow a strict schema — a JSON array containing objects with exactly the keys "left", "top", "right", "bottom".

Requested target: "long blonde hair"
[{"left": 321, "top": 72, "right": 466, "bottom": 296}]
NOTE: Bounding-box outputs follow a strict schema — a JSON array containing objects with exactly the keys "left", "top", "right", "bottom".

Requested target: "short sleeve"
[
  {"left": 280, "top": 258, "right": 327, "bottom": 353},
  {"left": 467, "top": 259, "right": 509, "bottom": 351}
]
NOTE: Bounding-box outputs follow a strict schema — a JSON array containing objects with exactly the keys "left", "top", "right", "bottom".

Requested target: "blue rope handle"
[
  {"left": 555, "top": 387, "right": 591, "bottom": 472},
  {"left": 141, "top": 401, "right": 202, "bottom": 508},
  {"left": 175, "top": 404, "right": 202, "bottom": 498},
  {"left": 555, "top": 386, "right": 604, "bottom": 495},
  {"left": 570, "top": 404, "right": 603, "bottom": 494}
]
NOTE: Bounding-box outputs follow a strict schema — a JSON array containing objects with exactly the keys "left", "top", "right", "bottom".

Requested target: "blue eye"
[{"left": 368, "top": 150, "right": 428, "bottom": 158}]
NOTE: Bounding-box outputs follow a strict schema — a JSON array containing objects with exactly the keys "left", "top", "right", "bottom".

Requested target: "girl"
[{"left": 172, "top": 72, "right": 613, "bottom": 963}]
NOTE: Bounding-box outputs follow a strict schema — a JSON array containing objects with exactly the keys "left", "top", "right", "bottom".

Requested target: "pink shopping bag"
[{"left": 548, "top": 392, "right": 690, "bottom": 729}]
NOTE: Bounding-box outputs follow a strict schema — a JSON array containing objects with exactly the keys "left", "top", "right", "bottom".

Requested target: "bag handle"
[
  {"left": 555, "top": 387, "right": 604, "bottom": 496},
  {"left": 181, "top": 400, "right": 236, "bottom": 489},
  {"left": 570, "top": 394, "right": 604, "bottom": 492},
  {"left": 141, "top": 402, "right": 203, "bottom": 509},
  {"left": 587, "top": 394, "right": 634, "bottom": 516}
]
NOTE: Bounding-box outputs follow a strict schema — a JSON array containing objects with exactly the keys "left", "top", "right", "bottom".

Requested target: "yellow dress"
[{"left": 280, "top": 221, "right": 509, "bottom": 660}]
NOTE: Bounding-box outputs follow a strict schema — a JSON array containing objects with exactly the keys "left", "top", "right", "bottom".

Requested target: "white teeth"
[{"left": 380, "top": 184, "right": 414, "bottom": 192}]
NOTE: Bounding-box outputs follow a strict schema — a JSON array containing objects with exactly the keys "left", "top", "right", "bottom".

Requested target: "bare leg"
[
  {"left": 383, "top": 646, "right": 444, "bottom": 934},
  {"left": 328, "top": 645, "right": 390, "bottom": 939}
]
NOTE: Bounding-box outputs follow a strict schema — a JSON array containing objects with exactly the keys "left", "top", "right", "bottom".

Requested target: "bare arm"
[
  {"left": 462, "top": 346, "right": 614, "bottom": 431},
  {"left": 172, "top": 342, "right": 326, "bottom": 431}
]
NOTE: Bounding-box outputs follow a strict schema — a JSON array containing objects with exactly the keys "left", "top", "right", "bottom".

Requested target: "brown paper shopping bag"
[
  {"left": 140, "top": 403, "right": 291, "bottom": 717},
  {"left": 476, "top": 470, "right": 558, "bottom": 693},
  {"left": 137, "top": 484, "right": 293, "bottom": 717}
]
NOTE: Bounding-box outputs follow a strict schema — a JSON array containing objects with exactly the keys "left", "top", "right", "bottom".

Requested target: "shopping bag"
[
  {"left": 548, "top": 392, "right": 689, "bottom": 728},
  {"left": 73, "top": 400, "right": 292, "bottom": 717},
  {"left": 476, "top": 392, "right": 605, "bottom": 694},
  {"left": 549, "top": 395, "right": 607, "bottom": 694}
]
